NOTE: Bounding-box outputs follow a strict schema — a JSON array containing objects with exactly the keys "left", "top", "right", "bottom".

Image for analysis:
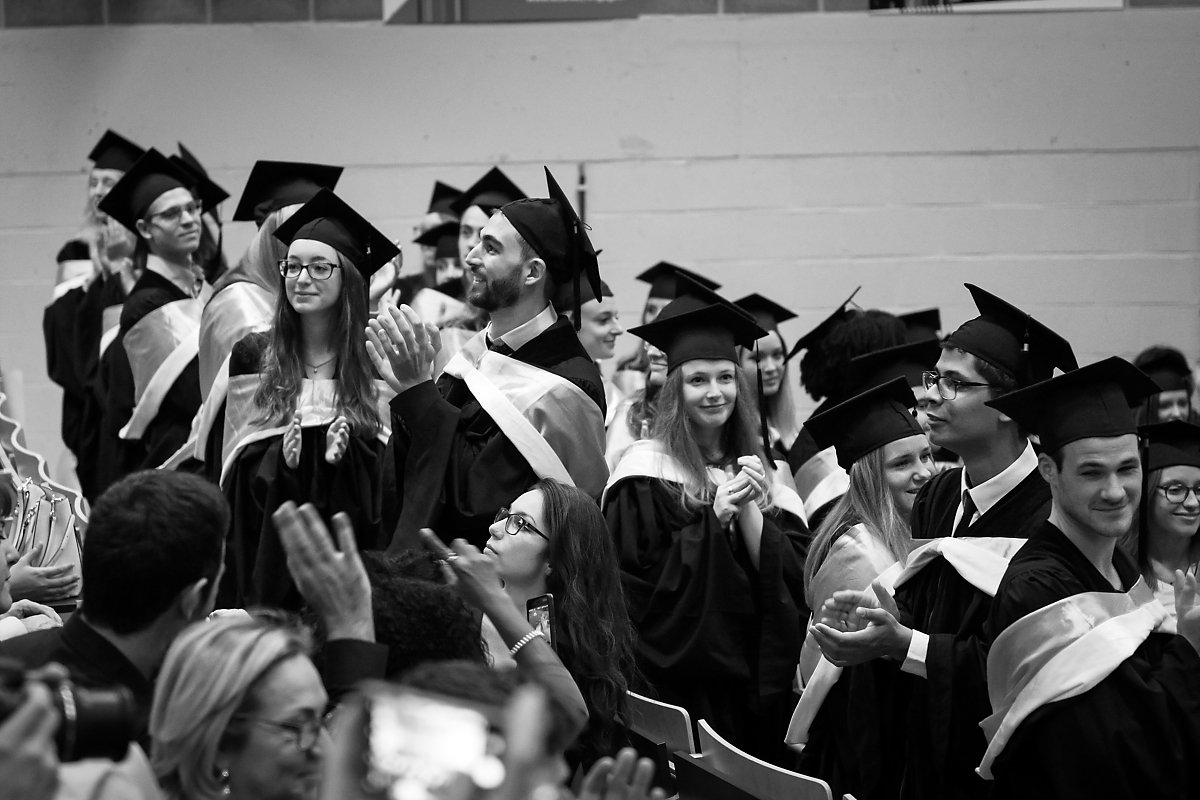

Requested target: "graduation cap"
[
  {"left": 88, "top": 130, "right": 144, "bottom": 172},
  {"left": 734, "top": 294, "right": 796, "bottom": 334},
  {"left": 1140, "top": 420, "right": 1200, "bottom": 472},
  {"left": 413, "top": 220, "right": 459, "bottom": 260},
  {"left": 1133, "top": 346, "right": 1192, "bottom": 393},
  {"left": 500, "top": 167, "right": 601, "bottom": 327},
  {"left": 272, "top": 188, "right": 399, "bottom": 279},
  {"left": 628, "top": 298, "right": 765, "bottom": 373},
  {"left": 804, "top": 377, "right": 924, "bottom": 471},
  {"left": 943, "top": 284, "right": 1077, "bottom": 386},
  {"left": 636, "top": 262, "right": 721, "bottom": 301},
  {"left": 849, "top": 338, "right": 942, "bottom": 395},
  {"left": 986, "top": 356, "right": 1159, "bottom": 454},
  {"left": 98, "top": 148, "right": 197, "bottom": 233},
  {"left": 427, "top": 181, "right": 462, "bottom": 217},
  {"left": 555, "top": 278, "right": 613, "bottom": 311},
  {"left": 449, "top": 167, "right": 525, "bottom": 217},
  {"left": 899, "top": 308, "right": 942, "bottom": 342},
  {"left": 170, "top": 143, "right": 229, "bottom": 214},
  {"left": 786, "top": 287, "right": 861, "bottom": 361},
  {"left": 232, "top": 161, "right": 344, "bottom": 227}
]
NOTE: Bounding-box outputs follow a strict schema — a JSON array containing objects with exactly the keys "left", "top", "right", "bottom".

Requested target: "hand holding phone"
[{"left": 525, "top": 594, "right": 556, "bottom": 652}]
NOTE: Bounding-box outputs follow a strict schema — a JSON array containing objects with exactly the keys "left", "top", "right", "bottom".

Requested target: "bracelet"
[{"left": 508, "top": 629, "right": 544, "bottom": 657}]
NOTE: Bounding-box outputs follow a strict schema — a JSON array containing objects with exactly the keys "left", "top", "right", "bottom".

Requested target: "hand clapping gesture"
[
  {"left": 365, "top": 302, "right": 441, "bottom": 394},
  {"left": 712, "top": 455, "right": 769, "bottom": 526}
]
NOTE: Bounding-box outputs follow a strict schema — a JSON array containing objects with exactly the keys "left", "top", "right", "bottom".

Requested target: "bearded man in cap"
[{"left": 368, "top": 168, "right": 608, "bottom": 551}]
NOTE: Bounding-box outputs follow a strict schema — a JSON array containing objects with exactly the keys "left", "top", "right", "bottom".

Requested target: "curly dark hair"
[{"left": 800, "top": 309, "right": 907, "bottom": 403}]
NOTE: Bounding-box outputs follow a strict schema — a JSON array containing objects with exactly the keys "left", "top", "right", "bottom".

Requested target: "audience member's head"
[
  {"left": 1135, "top": 345, "right": 1194, "bottom": 424},
  {"left": 359, "top": 552, "right": 487, "bottom": 678},
  {"left": 151, "top": 612, "right": 325, "bottom": 800},
  {"left": 83, "top": 470, "right": 227, "bottom": 637}
]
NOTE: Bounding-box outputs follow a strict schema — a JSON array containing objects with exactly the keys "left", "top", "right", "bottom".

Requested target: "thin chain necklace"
[{"left": 305, "top": 354, "right": 337, "bottom": 374}]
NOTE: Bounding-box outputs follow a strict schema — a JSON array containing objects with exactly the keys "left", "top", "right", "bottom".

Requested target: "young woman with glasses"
[
  {"left": 1124, "top": 421, "right": 1200, "bottom": 625},
  {"left": 218, "top": 190, "right": 396, "bottom": 608}
]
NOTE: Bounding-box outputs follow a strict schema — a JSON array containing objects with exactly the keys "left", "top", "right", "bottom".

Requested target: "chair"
[
  {"left": 625, "top": 691, "right": 697, "bottom": 755},
  {"left": 696, "top": 720, "right": 832, "bottom": 800}
]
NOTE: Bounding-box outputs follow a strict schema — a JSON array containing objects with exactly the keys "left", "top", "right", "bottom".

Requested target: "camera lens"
[{"left": 56, "top": 683, "right": 138, "bottom": 762}]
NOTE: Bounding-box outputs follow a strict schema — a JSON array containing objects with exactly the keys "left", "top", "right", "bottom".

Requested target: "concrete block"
[
  {"left": 1034, "top": 205, "right": 1147, "bottom": 254},
  {"left": 1142, "top": 203, "right": 1200, "bottom": 252},
  {"left": 987, "top": 154, "right": 1091, "bottom": 205},
  {"left": 1086, "top": 152, "right": 1200, "bottom": 204}
]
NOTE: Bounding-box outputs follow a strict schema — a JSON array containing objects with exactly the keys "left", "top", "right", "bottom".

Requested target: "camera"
[{"left": 0, "top": 657, "right": 138, "bottom": 761}]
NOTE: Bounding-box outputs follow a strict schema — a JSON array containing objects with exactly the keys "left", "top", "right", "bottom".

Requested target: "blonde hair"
[
  {"left": 803, "top": 445, "right": 912, "bottom": 607},
  {"left": 150, "top": 613, "right": 312, "bottom": 800}
]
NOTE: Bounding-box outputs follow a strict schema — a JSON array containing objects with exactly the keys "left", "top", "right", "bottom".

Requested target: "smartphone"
[
  {"left": 525, "top": 593, "right": 556, "bottom": 651},
  {"left": 362, "top": 683, "right": 505, "bottom": 800}
]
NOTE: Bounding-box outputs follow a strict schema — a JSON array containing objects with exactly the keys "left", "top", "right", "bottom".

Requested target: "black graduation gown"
[
  {"left": 43, "top": 287, "right": 88, "bottom": 463},
  {"left": 97, "top": 270, "right": 203, "bottom": 490},
  {"left": 604, "top": 476, "right": 809, "bottom": 766},
  {"left": 386, "top": 317, "right": 604, "bottom": 552},
  {"left": 800, "top": 466, "right": 1050, "bottom": 800},
  {"left": 984, "top": 524, "right": 1200, "bottom": 800},
  {"left": 72, "top": 273, "right": 126, "bottom": 501},
  {"left": 219, "top": 333, "right": 387, "bottom": 609}
]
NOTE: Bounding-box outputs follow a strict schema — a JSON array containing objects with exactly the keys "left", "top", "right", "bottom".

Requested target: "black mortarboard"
[
  {"left": 899, "top": 308, "right": 942, "bottom": 342},
  {"left": 734, "top": 294, "right": 797, "bottom": 333},
  {"left": 413, "top": 220, "right": 460, "bottom": 260},
  {"left": 555, "top": 278, "right": 613, "bottom": 310},
  {"left": 232, "top": 161, "right": 344, "bottom": 227},
  {"left": 449, "top": 167, "right": 525, "bottom": 217},
  {"left": 98, "top": 148, "right": 196, "bottom": 234},
  {"left": 849, "top": 338, "right": 942, "bottom": 395},
  {"left": 501, "top": 167, "right": 601, "bottom": 327},
  {"left": 272, "top": 188, "right": 399, "bottom": 279},
  {"left": 635, "top": 262, "right": 721, "bottom": 300},
  {"left": 786, "top": 287, "right": 861, "bottom": 361},
  {"left": 804, "top": 377, "right": 924, "bottom": 471},
  {"left": 629, "top": 299, "right": 765, "bottom": 372},
  {"left": 87, "top": 130, "right": 144, "bottom": 172},
  {"left": 942, "top": 284, "right": 1077, "bottom": 386},
  {"left": 1133, "top": 346, "right": 1192, "bottom": 393},
  {"left": 986, "top": 356, "right": 1159, "bottom": 453},
  {"left": 427, "top": 181, "right": 462, "bottom": 217},
  {"left": 1140, "top": 421, "right": 1200, "bottom": 472},
  {"left": 170, "top": 143, "right": 229, "bottom": 214}
]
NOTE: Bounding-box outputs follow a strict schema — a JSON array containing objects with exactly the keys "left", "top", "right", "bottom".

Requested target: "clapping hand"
[
  {"left": 365, "top": 302, "right": 441, "bottom": 394},
  {"left": 1174, "top": 570, "right": 1200, "bottom": 656},
  {"left": 418, "top": 528, "right": 506, "bottom": 611},
  {"left": 810, "top": 588, "right": 912, "bottom": 667}
]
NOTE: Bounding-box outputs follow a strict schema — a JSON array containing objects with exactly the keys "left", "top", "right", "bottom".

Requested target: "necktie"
[{"left": 953, "top": 489, "right": 977, "bottom": 538}]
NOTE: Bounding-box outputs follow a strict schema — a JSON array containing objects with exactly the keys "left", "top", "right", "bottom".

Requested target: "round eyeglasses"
[
  {"left": 235, "top": 714, "right": 326, "bottom": 751},
  {"left": 1156, "top": 483, "right": 1200, "bottom": 505},
  {"left": 921, "top": 370, "right": 999, "bottom": 401},
  {"left": 494, "top": 508, "right": 549, "bottom": 540},
  {"left": 148, "top": 201, "right": 202, "bottom": 225},
  {"left": 278, "top": 260, "right": 341, "bottom": 281}
]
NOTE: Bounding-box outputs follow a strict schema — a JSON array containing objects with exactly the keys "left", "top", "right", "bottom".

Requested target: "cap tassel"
[{"left": 756, "top": 340, "right": 770, "bottom": 454}]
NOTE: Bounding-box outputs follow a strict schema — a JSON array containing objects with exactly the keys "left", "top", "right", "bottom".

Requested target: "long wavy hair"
[
  {"left": 651, "top": 362, "right": 774, "bottom": 511},
  {"left": 1123, "top": 467, "right": 1200, "bottom": 590},
  {"left": 150, "top": 612, "right": 313, "bottom": 800},
  {"left": 536, "top": 477, "right": 639, "bottom": 763},
  {"left": 253, "top": 249, "right": 382, "bottom": 436},
  {"left": 802, "top": 444, "right": 912, "bottom": 606}
]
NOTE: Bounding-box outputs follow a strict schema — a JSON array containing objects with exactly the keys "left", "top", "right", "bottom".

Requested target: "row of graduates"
[
  {"left": 42, "top": 130, "right": 1200, "bottom": 794},
  {"left": 40, "top": 133, "right": 810, "bottom": 764}
]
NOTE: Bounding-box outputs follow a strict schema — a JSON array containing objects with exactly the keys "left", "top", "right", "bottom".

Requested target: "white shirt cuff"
[
  {"left": 900, "top": 629, "right": 929, "bottom": 678},
  {"left": 0, "top": 616, "right": 28, "bottom": 641}
]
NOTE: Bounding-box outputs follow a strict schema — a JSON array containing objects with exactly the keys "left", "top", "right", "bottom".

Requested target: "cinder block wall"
[{"left": 1, "top": 10, "right": 1198, "bottom": 479}]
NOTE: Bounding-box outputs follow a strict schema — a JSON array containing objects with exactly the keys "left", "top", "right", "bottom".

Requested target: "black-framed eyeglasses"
[
  {"left": 148, "top": 201, "right": 202, "bottom": 224},
  {"left": 278, "top": 260, "right": 341, "bottom": 281},
  {"left": 1156, "top": 483, "right": 1200, "bottom": 505},
  {"left": 494, "top": 508, "right": 549, "bottom": 540},
  {"left": 234, "top": 714, "right": 326, "bottom": 751},
  {"left": 922, "top": 370, "right": 999, "bottom": 401}
]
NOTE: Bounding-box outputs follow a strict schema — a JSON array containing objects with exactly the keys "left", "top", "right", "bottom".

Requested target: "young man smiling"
[
  {"left": 979, "top": 357, "right": 1200, "bottom": 798},
  {"left": 808, "top": 284, "right": 1078, "bottom": 800},
  {"left": 369, "top": 168, "right": 608, "bottom": 552}
]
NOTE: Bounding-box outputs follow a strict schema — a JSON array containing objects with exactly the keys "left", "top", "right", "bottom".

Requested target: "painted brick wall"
[{"left": 0, "top": 10, "right": 1197, "bottom": 480}]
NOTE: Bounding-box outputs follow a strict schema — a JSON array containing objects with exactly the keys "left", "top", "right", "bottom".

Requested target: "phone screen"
[
  {"left": 364, "top": 687, "right": 504, "bottom": 800},
  {"left": 525, "top": 594, "right": 555, "bottom": 650}
]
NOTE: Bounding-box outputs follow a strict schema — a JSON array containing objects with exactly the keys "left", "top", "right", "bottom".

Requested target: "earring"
[{"left": 219, "top": 769, "right": 231, "bottom": 796}]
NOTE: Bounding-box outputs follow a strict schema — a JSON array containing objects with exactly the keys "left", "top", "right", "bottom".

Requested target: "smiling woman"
[
  {"left": 217, "top": 189, "right": 399, "bottom": 608},
  {"left": 602, "top": 294, "right": 810, "bottom": 765}
]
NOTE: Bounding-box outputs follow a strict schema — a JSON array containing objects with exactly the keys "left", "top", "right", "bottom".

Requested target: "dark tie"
[
  {"left": 953, "top": 490, "right": 977, "bottom": 538},
  {"left": 488, "top": 337, "right": 514, "bottom": 357}
]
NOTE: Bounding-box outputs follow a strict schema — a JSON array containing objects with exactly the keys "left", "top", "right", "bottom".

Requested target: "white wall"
[{"left": 1, "top": 10, "right": 1198, "bottom": 476}]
